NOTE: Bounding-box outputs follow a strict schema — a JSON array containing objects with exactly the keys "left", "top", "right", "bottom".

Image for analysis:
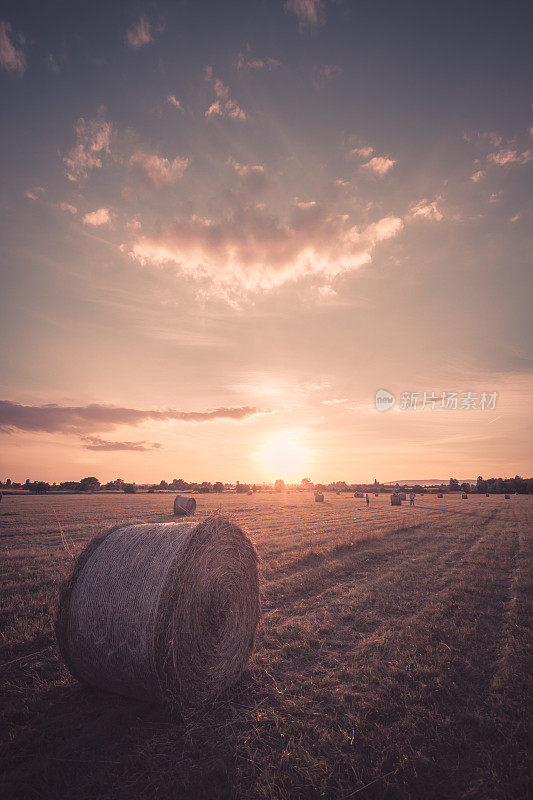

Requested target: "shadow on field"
[{"left": 1, "top": 668, "right": 256, "bottom": 800}]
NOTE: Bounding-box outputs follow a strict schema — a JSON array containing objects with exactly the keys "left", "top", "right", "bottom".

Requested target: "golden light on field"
[{"left": 255, "top": 431, "right": 311, "bottom": 481}]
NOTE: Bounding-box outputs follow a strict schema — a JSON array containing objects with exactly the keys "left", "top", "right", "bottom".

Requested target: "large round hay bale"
[
  {"left": 505, "top": 494, "right": 510, "bottom": 499},
  {"left": 174, "top": 495, "right": 196, "bottom": 516},
  {"left": 314, "top": 492, "right": 324, "bottom": 502},
  {"left": 391, "top": 494, "right": 401, "bottom": 506},
  {"left": 55, "top": 516, "right": 259, "bottom": 709},
  {"left": 462, "top": 493, "right": 468, "bottom": 499}
]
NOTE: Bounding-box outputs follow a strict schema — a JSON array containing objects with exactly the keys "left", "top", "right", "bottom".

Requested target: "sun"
[{"left": 255, "top": 431, "right": 311, "bottom": 481}]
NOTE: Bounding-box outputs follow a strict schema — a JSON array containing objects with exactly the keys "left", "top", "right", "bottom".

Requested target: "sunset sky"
[{"left": 1, "top": 0, "right": 532, "bottom": 484}]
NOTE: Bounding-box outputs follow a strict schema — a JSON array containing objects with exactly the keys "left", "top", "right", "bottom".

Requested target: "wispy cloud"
[
  {"left": 63, "top": 117, "right": 113, "bottom": 181},
  {"left": 487, "top": 148, "right": 532, "bottom": 167},
  {"left": 166, "top": 94, "right": 183, "bottom": 111},
  {"left": 45, "top": 53, "right": 60, "bottom": 74},
  {"left": 0, "top": 20, "right": 26, "bottom": 75},
  {"left": 236, "top": 50, "right": 282, "bottom": 70},
  {"left": 227, "top": 158, "right": 268, "bottom": 192},
  {"left": 58, "top": 202, "right": 77, "bottom": 215},
  {"left": 361, "top": 156, "right": 396, "bottom": 176},
  {"left": 470, "top": 169, "right": 485, "bottom": 182},
  {"left": 285, "top": 0, "right": 326, "bottom": 30},
  {"left": 130, "top": 149, "right": 189, "bottom": 188},
  {"left": 313, "top": 64, "right": 341, "bottom": 89},
  {"left": 205, "top": 66, "right": 247, "bottom": 120},
  {"left": 408, "top": 197, "right": 444, "bottom": 222},
  {"left": 24, "top": 186, "right": 45, "bottom": 201},
  {"left": 82, "top": 207, "right": 112, "bottom": 227},
  {"left": 0, "top": 401, "right": 269, "bottom": 434},
  {"left": 81, "top": 436, "right": 162, "bottom": 451},
  {"left": 125, "top": 16, "right": 154, "bottom": 49},
  {"left": 125, "top": 202, "right": 404, "bottom": 296}
]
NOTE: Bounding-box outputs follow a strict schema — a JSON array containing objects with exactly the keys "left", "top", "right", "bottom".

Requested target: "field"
[{"left": 1, "top": 492, "right": 531, "bottom": 799}]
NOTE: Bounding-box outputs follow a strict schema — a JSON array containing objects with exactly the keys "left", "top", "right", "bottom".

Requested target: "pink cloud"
[
  {"left": 351, "top": 146, "right": 374, "bottom": 159},
  {"left": 408, "top": 198, "right": 444, "bottom": 222},
  {"left": 313, "top": 64, "right": 341, "bottom": 89},
  {"left": 124, "top": 202, "right": 403, "bottom": 296},
  {"left": 487, "top": 148, "right": 532, "bottom": 166},
  {"left": 285, "top": 0, "right": 326, "bottom": 30},
  {"left": 236, "top": 50, "right": 282, "bottom": 70},
  {"left": 205, "top": 66, "right": 247, "bottom": 120},
  {"left": 83, "top": 207, "right": 111, "bottom": 227},
  {"left": 0, "top": 21, "right": 26, "bottom": 74},
  {"left": 470, "top": 170, "right": 485, "bottom": 182},
  {"left": 125, "top": 16, "right": 153, "bottom": 49},
  {"left": 63, "top": 117, "right": 113, "bottom": 181},
  {"left": 58, "top": 202, "right": 77, "bottom": 215},
  {"left": 130, "top": 150, "right": 189, "bottom": 188},
  {"left": 361, "top": 156, "right": 396, "bottom": 176},
  {"left": 166, "top": 94, "right": 183, "bottom": 111}
]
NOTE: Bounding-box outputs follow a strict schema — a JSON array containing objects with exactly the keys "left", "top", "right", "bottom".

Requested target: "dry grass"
[{"left": 1, "top": 492, "right": 531, "bottom": 799}]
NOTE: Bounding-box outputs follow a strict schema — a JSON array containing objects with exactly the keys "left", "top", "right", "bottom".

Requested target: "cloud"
[
  {"left": 361, "top": 156, "right": 396, "bottom": 176},
  {"left": 24, "top": 187, "right": 45, "bottom": 201},
  {"left": 227, "top": 158, "right": 268, "bottom": 192},
  {"left": 0, "top": 20, "right": 26, "bottom": 74},
  {"left": 125, "top": 16, "right": 154, "bottom": 49},
  {"left": 130, "top": 149, "right": 189, "bottom": 188},
  {"left": 408, "top": 197, "right": 444, "bottom": 222},
  {"left": 313, "top": 64, "right": 341, "bottom": 89},
  {"left": 285, "top": 0, "right": 326, "bottom": 30},
  {"left": 63, "top": 117, "right": 113, "bottom": 181},
  {"left": 82, "top": 207, "right": 111, "bottom": 226},
  {"left": 236, "top": 51, "right": 282, "bottom": 70},
  {"left": 350, "top": 146, "right": 374, "bottom": 159},
  {"left": 487, "top": 148, "right": 532, "bottom": 166},
  {"left": 125, "top": 202, "right": 404, "bottom": 296},
  {"left": 205, "top": 66, "right": 247, "bottom": 120},
  {"left": 46, "top": 54, "right": 60, "bottom": 74},
  {"left": 81, "top": 436, "right": 162, "bottom": 451},
  {"left": 470, "top": 170, "right": 485, "bottom": 182},
  {"left": 0, "top": 401, "right": 269, "bottom": 435},
  {"left": 58, "top": 202, "right": 77, "bottom": 215},
  {"left": 166, "top": 94, "right": 183, "bottom": 111}
]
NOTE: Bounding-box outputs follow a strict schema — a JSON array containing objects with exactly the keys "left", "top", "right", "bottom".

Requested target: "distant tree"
[
  {"left": 159, "top": 480, "right": 169, "bottom": 490},
  {"left": 236, "top": 482, "right": 250, "bottom": 493},
  {"left": 122, "top": 483, "right": 136, "bottom": 494},
  {"left": 172, "top": 478, "right": 189, "bottom": 490},
  {"left": 213, "top": 482, "right": 224, "bottom": 493},
  {"left": 476, "top": 475, "right": 487, "bottom": 493},
  {"left": 60, "top": 481, "right": 81, "bottom": 491},
  {"left": 198, "top": 482, "right": 212, "bottom": 493},
  {"left": 79, "top": 477, "right": 100, "bottom": 492},
  {"left": 460, "top": 482, "right": 470, "bottom": 493},
  {"left": 301, "top": 478, "right": 314, "bottom": 490},
  {"left": 274, "top": 479, "right": 286, "bottom": 493},
  {"left": 6, "top": 479, "right": 11, "bottom": 487},
  {"left": 29, "top": 481, "right": 50, "bottom": 494},
  {"left": 449, "top": 478, "right": 460, "bottom": 491}
]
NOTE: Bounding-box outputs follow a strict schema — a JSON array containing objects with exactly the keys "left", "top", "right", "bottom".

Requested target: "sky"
[{"left": 0, "top": 0, "right": 532, "bottom": 485}]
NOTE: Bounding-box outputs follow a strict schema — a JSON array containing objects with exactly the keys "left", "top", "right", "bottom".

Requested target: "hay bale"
[
  {"left": 391, "top": 494, "right": 401, "bottom": 506},
  {"left": 354, "top": 492, "right": 363, "bottom": 498},
  {"left": 486, "top": 493, "right": 490, "bottom": 497},
  {"left": 314, "top": 492, "right": 324, "bottom": 502},
  {"left": 505, "top": 494, "right": 510, "bottom": 499},
  {"left": 174, "top": 495, "right": 196, "bottom": 516},
  {"left": 437, "top": 493, "right": 443, "bottom": 498},
  {"left": 55, "top": 516, "right": 259, "bottom": 709},
  {"left": 462, "top": 493, "right": 468, "bottom": 499}
]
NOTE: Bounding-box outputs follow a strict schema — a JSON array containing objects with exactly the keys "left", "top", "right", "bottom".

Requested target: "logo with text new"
[{"left": 375, "top": 389, "right": 396, "bottom": 413}]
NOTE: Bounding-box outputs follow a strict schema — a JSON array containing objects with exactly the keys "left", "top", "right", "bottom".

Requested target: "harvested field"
[{"left": 1, "top": 492, "right": 531, "bottom": 799}]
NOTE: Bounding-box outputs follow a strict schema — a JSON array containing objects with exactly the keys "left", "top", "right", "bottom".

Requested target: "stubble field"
[{"left": 1, "top": 491, "right": 531, "bottom": 799}]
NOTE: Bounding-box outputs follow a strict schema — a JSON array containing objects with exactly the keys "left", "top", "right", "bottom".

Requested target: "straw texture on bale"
[
  {"left": 55, "top": 516, "right": 259, "bottom": 709},
  {"left": 505, "top": 494, "right": 510, "bottom": 499},
  {"left": 314, "top": 492, "right": 324, "bottom": 502},
  {"left": 391, "top": 494, "right": 401, "bottom": 506},
  {"left": 462, "top": 493, "right": 468, "bottom": 499},
  {"left": 174, "top": 495, "right": 196, "bottom": 516}
]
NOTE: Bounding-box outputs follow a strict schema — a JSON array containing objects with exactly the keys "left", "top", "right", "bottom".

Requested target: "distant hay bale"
[
  {"left": 354, "top": 492, "right": 363, "bottom": 498},
  {"left": 374, "top": 493, "right": 378, "bottom": 497},
  {"left": 486, "top": 493, "right": 490, "bottom": 497},
  {"left": 391, "top": 494, "right": 401, "bottom": 506},
  {"left": 314, "top": 492, "right": 324, "bottom": 502},
  {"left": 247, "top": 490, "right": 253, "bottom": 496},
  {"left": 437, "top": 493, "right": 443, "bottom": 498},
  {"left": 174, "top": 495, "right": 196, "bottom": 516},
  {"left": 462, "top": 493, "right": 468, "bottom": 499},
  {"left": 505, "top": 494, "right": 510, "bottom": 499},
  {"left": 55, "top": 516, "right": 259, "bottom": 710}
]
